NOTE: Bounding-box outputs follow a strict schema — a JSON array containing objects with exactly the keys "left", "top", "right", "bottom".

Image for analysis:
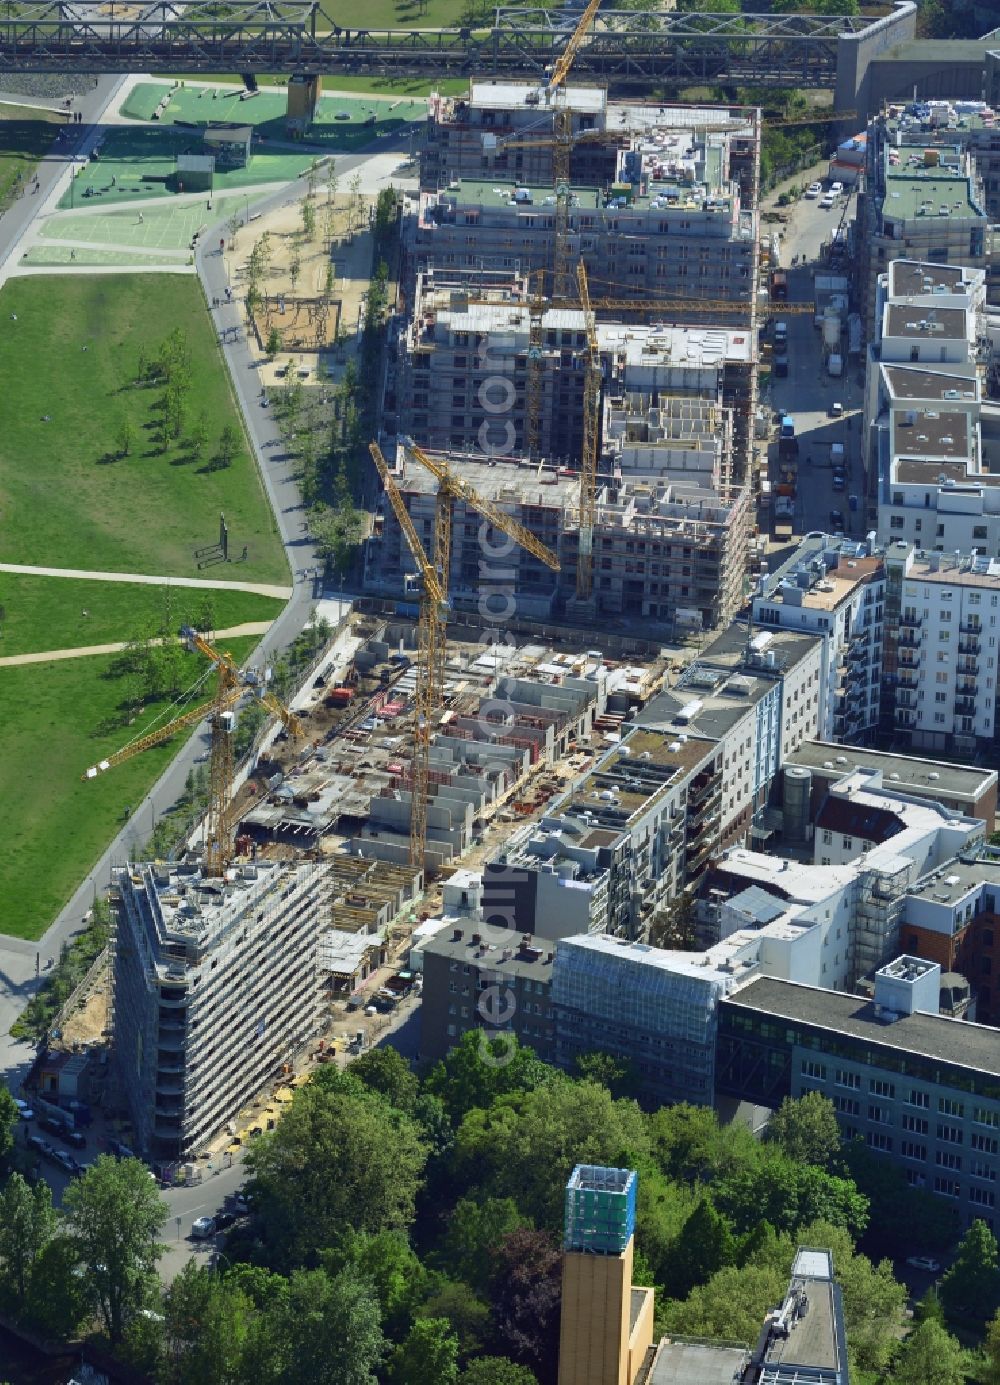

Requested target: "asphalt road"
[{"left": 0, "top": 96, "right": 409, "bottom": 1091}]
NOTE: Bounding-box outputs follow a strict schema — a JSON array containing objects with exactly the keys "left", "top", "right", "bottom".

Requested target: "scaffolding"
[
  {"left": 564, "top": 1164, "right": 637, "bottom": 1255},
  {"left": 852, "top": 857, "right": 910, "bottom": 983}
]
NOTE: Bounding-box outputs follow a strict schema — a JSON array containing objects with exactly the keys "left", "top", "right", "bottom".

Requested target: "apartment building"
[
  {"left": 397, "top": 276, "right": 757, "bottom": 473},
  {"left": 856, "top": 121, "right": 991, "bottom": 333},
  {"left": 752, "top": 535, "right": 886, "bottom": 746},
  {"left": 884, "top": 543, "right": 1000, "bottom": 757},
  {"left": 717, "top": 961, "right": 1000, "bottom": 1233},
  {"left": 364, "top": 442, "right": 751, "bottom": 634},
  {"left": 113, "top": 859, "right": 327, "bottom": 1161},
  {"left": 876, "top": 98, "right": 1000, "bottom": 223},
  {"left": 636, "top": 628, "right": 823, "bottom": 847},
  {"left": 420, "top": 926, "right": 556, "bottom": 1063},
  {"left": 863, "top": 260, "right": 995, "bottom": 546},
  {"left": 901, "top": 853, "right": 1000, "bottom": 1025},
  {"left": 415, "top": 88, "right": 760, "bottom": 306}
]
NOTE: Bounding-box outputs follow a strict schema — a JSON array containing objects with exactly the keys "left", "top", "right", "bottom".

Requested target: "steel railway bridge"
[{"left": 0, "top": 0, "right": 916, "bottom": 107}]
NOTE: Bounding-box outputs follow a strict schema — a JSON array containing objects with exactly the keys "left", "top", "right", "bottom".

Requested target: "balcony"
[
  {"left": 959, "top": 641, "right": 981, "bottom": 657},
  {"left": 960, "top": 620, "right": 982, "bottom": 636},
  {"left": 897, "top": 631, "right": 922, "bottom": 648},
  {"left": 899, "top": 614, "right": 922, "bottom": 629},
  {"left": 955, "top": 697, "right": 977, "bottom": 716},
  {"left": 895, "top": 708, "right": 917, "bottom": 727}
]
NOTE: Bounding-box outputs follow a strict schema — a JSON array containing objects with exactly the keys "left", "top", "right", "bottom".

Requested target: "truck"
[
  {"left": 778, "top": 416, "right": 799, "bottom": 459},
  {"left": 774, "top": 321, "right": 789, "bottom": 349},
  {"left": 770, "top": 268, "right": 788, "bottom": 301},
  {"left": 827, "top": 352, "right": 844, "bottom": 378}
]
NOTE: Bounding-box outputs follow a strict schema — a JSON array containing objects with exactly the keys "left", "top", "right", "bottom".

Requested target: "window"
[
  {"left": 802, "top": 1061, "right": 827, "bottom": 1080},
  {"left": 934, "top": 1176, "right": 961, "bottom": 1198},
  {"left": 935, "top": 1150, "right": 962, "bottom": 1171},
  {"left": 868, "top": 1104, "right": 891, "bottom": 1124},
  {"left": 902, "top": 1114, "right": 928, "bottom": 1135},
  {"left": 970, "top": 1187, "right": 996, "bottom": 1208},
  {"left": 866, "top": 1131, "right": 892, "bottom": 1152},
  {"left": 971, "top": 1160, "right": 997, "bottom": 1182},
  {"left": 822, "top": 829, "right": 832, "bottom": 846},
  {"left": 908, "top": 1090, "right": 930, "bottom": 1110},
  {"left": 939, "top": 1098, "right": 965, "bottom": 1118},
  {"left": 937, "top": 1123, "right": 964, "bottom": 1145},
  {"left": 834, "top": 1095, "right": 860, "bottom": 1116},
  {"left": 843, "top": 837, "right": 853, "bottom": 852},
  {"left": 901, "top": 1141, "right": 927, "bottom": 1161},
  {"left": 871, "top": 1079, "right": 895, "bottom": 1098},
  {"left": 971, "top": 1133, "right": 999, "bottom": 1154},
  {"left": 973, "top": 1108, "right": 1000, "bottom": 1129},
  {"left": 836, "top": 1069, "right": 861, "bottom": 1090}
]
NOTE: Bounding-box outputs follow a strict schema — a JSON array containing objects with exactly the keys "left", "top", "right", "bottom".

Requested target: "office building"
[
  {"left": 717, "top": 962, "right": 1000, "bottom": 1231},
  {"left": 557, "top": 1165, "right": 654, "bottom": 1385},
  {"left": 113, "top": 858, "right": 327, "bottom": 1161},
  {"left": 901, "top": 851, "right": 1000, "bottom": 1024},
  {"left": 752, "top": 535, "right": 886, "bottom": 746},
  {"left": 784, "top": 738, "right": 998, "bottom": 825}
]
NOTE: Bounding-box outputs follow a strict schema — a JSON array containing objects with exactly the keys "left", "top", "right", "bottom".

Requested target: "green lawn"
[
  {"left": 169, "top": 73, "right": 469, "bottom": 97},
  {"left": 0, "top": 275, "right": 289, "bottom": 584},
  {"left": 0, "top": 637, "right": 260, "bottom": 941},
  {"left": 0, "top": 105, "right": 62, "bottom": 212},
  {"left": 323, "top": 0, "right": 555, "bottom": 25},
  {"left": 0, "top": 575, "right": 284, "bottom": 657}
]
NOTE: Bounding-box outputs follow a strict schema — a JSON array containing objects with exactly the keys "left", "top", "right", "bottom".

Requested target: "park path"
[
  {"left": 0, "top": 620, "right": 274, "bottom": 668},
  {"left": 0, "top": 562, "right": 293, "bottom": 599}
]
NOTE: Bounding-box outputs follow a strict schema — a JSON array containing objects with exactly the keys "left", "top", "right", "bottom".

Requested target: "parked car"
[
  {"left": 27, "top": 1135, "right": 52, "bottom": 1157},
  {"left": 804, "top": 181, "right": 822, "bottom": 198},
  {"left": 191, "top": 1216, "right": 216, "bottom": 1240},
  {"left": 38, "top": 1115, "right": 72, "bottom": 1139},
  {"left": 63, "top": 1129, "right": 87, "bottom": 1149},
  {"left": 830, "top": 401, "right": 844, "bottom": 417},
  {"left": 905, "top": 1255, "right": 941, "bottom": 1273},
  {"left": 13, "top": 1099, "right": 34, "bottom": 1120},
  {"left": 820, "top": 192, "right": 836, "bottom": 209},
  {"left": 830, "top": 180, "right": 844, "bottom": 196},
  {"left": 213, "top": 1210, "right": 236, "bottom": 1231},
  {"left": 829, "top": 509, "right": 845, "bottom": 532}
]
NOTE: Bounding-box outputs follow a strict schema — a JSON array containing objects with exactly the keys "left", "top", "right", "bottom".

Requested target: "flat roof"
[
  {"left": 469, "top": 79, "right": 607, "bottom": 114},
  {"left": 650, "top": 1341, "right": 749, "bottom": 1384},
  {"left": 768, "top": 555, "right": 883, "bottom": 614},
  {"left": 890, "top": 407, "right": 971, "bottom": 461},
  {"left": 725, "top": 975, "right": 1000, "bottom": 1078},
  {"left": 888, "top": 260, "right": 969, "bottom": 296},
  {"left": 422, "top": 927, "right": 555, "bottom": 980},
  {"left": 443, "top": 176, "right": 736, "bottom": 216},
  {"left": 698, "top": 621, "right": 821, "bottom": 674},
  {"left": 893, "top": 458, "right": 974, "bottom": 484},
  {"left": 787, "top": 740, "right": 996, "bottom": 801},
  {"left": 905, "top": 555, "right": 1000, "bottom": 589},
  {"left": 906, "top": 853, "right": 1000, "bottom": 905},
  {"left": 636, "top": 680, "right": 769, "bottom": 744},
  {"left": 565, "top": 728, "right": 716, "bottom": 819},
  {"left": 881, "top": 162, "right": 981, "bottom": 222},
  {"left": 884, "top": 304, "right": 968, "bottom": 340},
  {"left": 882, "top": 364, "right": 978, "bottom": 403}
]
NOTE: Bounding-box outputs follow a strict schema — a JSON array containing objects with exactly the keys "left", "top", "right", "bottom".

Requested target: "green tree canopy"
[
  {"left": 460, "top": 1360, "right": 538, "bottom": 1385},
  {"left": 423, "top": 1030, "right": 553, "bottom": 1127},
  {"left": 417, "top": 1280, "right": 491, "bottom": 1360},
  {"left": 0, "top": 1173, "right": 56, "bottom": 1315},
  {"left": 713, "top": 1155, "right": 868, "bottom": 1239},
  {"left": 389, "top": 1316, "right": 459, "bottom": 1385},
  {"left": 983, "top": 1306, "right": 1000, "bottom": 1385},
  {"left": 763, "top": 1092, "right": 842, "bottom": 1169},
  {"left": 437, "top": 1196, "right": 527, "bottom": 1295},
  {"left": 938, "top": 1219, "right": 1000, "bottom": 1326},
  {"left": 659, "top": 1260, "right": 791, "bottom": 1344},
  {"left": 665, "top": 1197, "right": 735, "bottom": 1300},
  {"left": 62, "top": 1155, "right": 168, "bottom": 1344},
  {"left": 162, "top": 1261, "right": 252, "bottom": 1385},
  {"left": 487, "top": 1228, "right": 562, "bottom": 1381},
  {"left": 0, "top": 1087, "right": 19, "bottom": 1168},
  {"left": 268, "top": 1267, "right": 384, "bottom": 1385},
  {"left": 892, "top": 1318, "right": 969, "bottom": 1385},
  {"left": 454, "top": 1076, "right": 649, "bottom": 1228},
  {"left": 350, "top": 1046, "right": 420, "bottom": 1113},
  {"left": 247, "top": 1081, "right": 427, "bottom": 1270},
  {"left": 647, "top": 1102, "right": 758, "bottom": 1183}
]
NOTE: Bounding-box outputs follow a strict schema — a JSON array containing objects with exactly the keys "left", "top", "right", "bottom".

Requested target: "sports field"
[
  {"left": 0, "top": 275, "right": 288, "bottom": 583},
  {"left": 40, "top": 192, "right": 250, "bottom": 255}
]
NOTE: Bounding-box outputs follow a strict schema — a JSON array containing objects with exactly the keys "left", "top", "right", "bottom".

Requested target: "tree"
[
  {"left": 246, "top": 1081, "right": 427, "bottom": 1271},
  {"left": 267, "top": 1266, "right": 383, "bottom": 1385},
  {"left": 301, "top": 196, "right": 317, "bottom": 242},
  {"left": 214, "top": 422, "right": 241, "bottom": 470},
  {"left": 188, "top": 410, "right": 209, "bottom": 464},
  {"left": 389, "top": 1317, "right": 459, "bottom": 1385},
  {"left": 192, "top": 592, "right": 216, "bottom": 635},
  {"left": 666, "top": 1197, "right": 735, "bottom": 1299},
  {"left": 572, "top": 1052, "right": 637, "bottom": 1099},
  {"left": 438, "top": 1197, "right": 527, "bottom": 1294},
  {"left": 25, "top": 1233, "right": 88, "bottom": 1340},
  {"left": 659, "top": 1261, "right": 791, "bottom": 1345},
  {"left": 461, "top": 1360, "right": 538, "bottom": 1385},
  {"left": 350, "top": 1046, "right": 419, "bottom": 1113},
  {"left": 266, "top": 325, "right": 282, "bottom": 358},
  {"left": 116, "top": 416, "right": 134, "bottom": 459},
  {"left": 418, "top": 1280, "right": 491, "bottom": 1359},
  {"left": 648, "top": 1102, "right": 758, "bottom": 1184},
  {"left": 424, "top": 1030, "right": 553, "bottom": 1127},
  {"left": 454, "top": 1076, "right": 650, "bottom": 1229},
  {"left": 0, "top": 1087, "right": 17, "bottom": 1168},
  {"left": 764, "top": 1092, "right": 842, "bottom": 1169},
  {"left": 334, "top": 1229, "right": 429, "bottom": 1340},
  {"left": 913, "top": 1285, "right": 945, "bottom": 1328},
  {"left": 162, "top": 1261, "right": 252, "bottom": 1385},
  {"left": 227, "top": 211, "right": 241, "bottom": 247},
  {"left": 939, "top": 1219, "right": 1000, "bottom": 1326},
  {"left": 892, "top": 1318, "right": 969, "bottom": 1385},
  {"left": 488, "top": 1228, "right": 561, "bottom": 1383},
  {"left": 289, "top": 252, "right": 301, "bottom": 294},
  {"left": 984, "top": 1306, "right": 1000, "bottom": 1385},
  {"left": 0, "top": 1173, "right": 56, "bottom": 1315},
  {"left": 840, "top": 1140, "right": 958, "bottom": 1258},
  {"left": 713, "top": 1155, "right": 868, "bottom": 1239},
  {"left": 62, "top": 1155, "right": 168, "bottom": 1344}
]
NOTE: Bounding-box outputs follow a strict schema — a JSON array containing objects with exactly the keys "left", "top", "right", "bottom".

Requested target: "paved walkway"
[
  {"left": 0, "top": 562, "right": 293, "bottom": 599},
  {"left": 0, "top": 620, "right": 274, "bottom": 667}
]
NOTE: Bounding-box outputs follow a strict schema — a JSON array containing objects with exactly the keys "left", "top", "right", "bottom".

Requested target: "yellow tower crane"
[
  {"left": 575, "top": 260, "right": 600, "bottom": 603},
  {"left": 370, "top": 439, "right": 560, "bottom": 870},
  {"left": 85, "top": 628, "right": 302, "bottom": 875}
]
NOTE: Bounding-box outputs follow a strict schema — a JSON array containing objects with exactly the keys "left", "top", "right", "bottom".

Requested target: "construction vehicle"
[
  {"left": 369, "top": 440, "right": 559, "bottom": 871},
  {"left": 85, "top": 627, "right": 302, "bottom": 875}
]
